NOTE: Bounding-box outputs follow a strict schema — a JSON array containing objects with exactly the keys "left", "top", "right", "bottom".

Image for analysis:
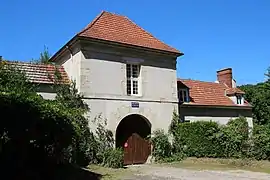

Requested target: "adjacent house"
[
  {"left": 178, "top": 68, "right": 253, "bottom": 128},
  {"left": 5, "top": 11, "right": 253, "bottom": 165}
]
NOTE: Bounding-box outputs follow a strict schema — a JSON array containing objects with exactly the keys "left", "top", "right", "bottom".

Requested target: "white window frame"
[
  {"left": 178, "top": 88, "right": 189, "bottom": 102},
  {"left": 126, "top": 63, "right": 141, "bottom": 96},
  {"left": 236, "top": 94, "right": 243, "bottom": 105}
]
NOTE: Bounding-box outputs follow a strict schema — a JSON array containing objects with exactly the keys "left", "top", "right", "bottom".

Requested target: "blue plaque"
[{"left": 131, "top": 102, "right": 139, "bottom": 108}]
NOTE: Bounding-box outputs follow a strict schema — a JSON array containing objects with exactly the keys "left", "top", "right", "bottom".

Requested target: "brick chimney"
[{"left": 217, "top": 68, "right": 233, "bottom": 88}]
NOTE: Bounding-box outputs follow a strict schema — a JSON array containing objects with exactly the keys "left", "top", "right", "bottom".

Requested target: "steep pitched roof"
[
  {"left": 50, "top": 11, "right": 182, "bottom": 61},
  {"left": 77, "top": 11, "right": 181, "bottom": 54},
  {"left": 178, "top": 79, "right": 250, "bottom": 107},
  {"left": 8, "top": 62, "right": 69, "bottom": 84}
]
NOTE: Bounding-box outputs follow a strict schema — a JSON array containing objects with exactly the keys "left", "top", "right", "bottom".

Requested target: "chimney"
[{"left": 217, "top": 68, "right": 233, "bottom": 88}]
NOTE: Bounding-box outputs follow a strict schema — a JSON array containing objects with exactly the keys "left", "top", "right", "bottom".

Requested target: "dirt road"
[{"left": 124, "top": 165, "right": 270, "bottom": 180}]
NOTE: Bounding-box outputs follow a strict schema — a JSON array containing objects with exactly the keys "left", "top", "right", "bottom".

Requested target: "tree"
[
  {"left": 239, "top": 66, "right": 270, "bottom": 125},
  {"left": 265, "top": 67, "right": 270, "bottom": 90},
  {"left": 31, "top": 45, "right": 51, "bottom": 64},
  {"left": 0, "top": 61, "right": 96, "bottom": 177},
  {"left": 55, "top": 81, "right": 89, "bottom": 112},
  {"left": 266, "top": 67, "right": 270, "bottom": 80},
  {"left": 0, "top": 61, "right": 36, "bottom": 94},
  {"left": 39, "top": 46, "right": 51, "bottom": 64},
  {"left": 54, "top": 80, "right": 96, "bottom": 165}
]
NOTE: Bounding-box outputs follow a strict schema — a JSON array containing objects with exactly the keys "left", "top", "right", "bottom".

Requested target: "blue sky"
[{"left": 0, "top": 0, "right": 269, "bottom": 85}]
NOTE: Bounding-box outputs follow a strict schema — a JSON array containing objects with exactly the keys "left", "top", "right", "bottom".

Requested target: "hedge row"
[
  {"left": 173, "top": 117, "right": 249, "bottom": 158},
  {"left": 152, "top": 117, "right": 270, "bottom": 162}
]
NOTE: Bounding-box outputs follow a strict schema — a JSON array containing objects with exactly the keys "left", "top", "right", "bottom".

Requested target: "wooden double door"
[{"left": 123, "top": 133, "right": 151, "bottom": 165}]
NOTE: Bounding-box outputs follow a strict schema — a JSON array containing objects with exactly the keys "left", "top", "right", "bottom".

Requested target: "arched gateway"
[{"left": 116, "top": 114, "right": 151, "bottom": 165}]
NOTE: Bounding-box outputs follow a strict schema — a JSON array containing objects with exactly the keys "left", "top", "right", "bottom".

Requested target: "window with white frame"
[
  {"left": 126, "top": 64, "right": 140, "bottom": 95},
  {"left": 178, "top": 88, "right": 189, "bottom": 102},
  {"left": 236, "top": 94, "right": 242, "bottom": 105}
]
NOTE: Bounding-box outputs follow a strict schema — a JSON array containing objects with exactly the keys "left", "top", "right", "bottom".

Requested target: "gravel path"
[{"left": 124, "top": 165, "right": 270, "bottom": 180}]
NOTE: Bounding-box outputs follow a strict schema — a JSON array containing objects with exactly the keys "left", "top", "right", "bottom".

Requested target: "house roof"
[
  {"left": 226, "top": 87, "right": 245, "bottom": 95},
  {"left": 77, "top": 11, "right": 181, "bottom": 54},
  {"left": 50, "top": 11, "right": 182, "bottom": 61},
  {"left": 8, "top": 62, "right": 69, "bottom": 84},
  {"left": 178, "top": 79, "right": 251, "bottom": 107}
]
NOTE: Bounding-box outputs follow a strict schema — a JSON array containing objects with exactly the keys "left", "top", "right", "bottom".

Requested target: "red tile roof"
[
  {"left": 8, "top": 62, "right": 69, "bottom": 84},
  {"left": 77, "top": 11, "right": 181, "bottom": 54},
  {"left": 226, "top": 88, "right": 245, "bottom": 95},
  {"left": 178, "top": 79, "right": 251, "bottom": 107}
]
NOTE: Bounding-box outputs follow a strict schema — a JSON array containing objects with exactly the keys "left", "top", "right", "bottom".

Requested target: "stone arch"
[{"left": 115, "top": 114, "right": 151, "bottom": 148}]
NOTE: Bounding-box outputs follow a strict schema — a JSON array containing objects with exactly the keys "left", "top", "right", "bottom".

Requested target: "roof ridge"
[
  {"left": 5, "top": 61, "right": 61, "bottom": 68},
  {"left": 178, "top": 78, "right": 221, "bottom": 85},
  {"left": 77, "top": 11, "right": 106, "bottom": 35}
]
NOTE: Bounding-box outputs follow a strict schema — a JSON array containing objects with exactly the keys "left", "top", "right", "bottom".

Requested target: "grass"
[
  {"left": 87, "top": 164, "right": 134, "bottom": 180},
  {"left": 157, "top": 157, "right": 270, "bottom": 174}
]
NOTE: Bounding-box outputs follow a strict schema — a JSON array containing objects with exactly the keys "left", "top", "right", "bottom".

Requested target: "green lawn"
[{"left": 157, "top": 157, "right": 270, "bottom": 174}]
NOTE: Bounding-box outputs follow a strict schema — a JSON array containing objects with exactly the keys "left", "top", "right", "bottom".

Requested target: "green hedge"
[
  {"left": 153, "top": 116, "right": 270, "bottom": 162},
  {"left": 0, "top": 93, "right": 74, "bottom": 170},
  {"left": 217, "top": 117, "right": 249, "bottom": 158},
  {"left": 174, "top": 121, "right": 221, "bottom": 158},
  {"left": 173, "top": 117, "right": 249, "bottom": 159},
  {"left": 249, "top": 124, "right": 270, "bottom": 160}
]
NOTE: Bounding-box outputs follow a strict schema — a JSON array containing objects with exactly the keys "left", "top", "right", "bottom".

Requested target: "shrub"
[
  {"left": 248, "top": 124, "right": 270, "bottom": 160},
  {"left": 169, "top": 110, "right": 180, "bottom": 135},
  {"left": 0, "top": 93, "right": 76, "bottom": 174},
  {"left": 101, "top": 148, "right": 124, "bottom": 168},
  {"left": 174, "top": 121, "right": 221, "bottom": 158},
  {"left": 0, "top": 63, "right": 96, "bottom": 175},
  {"left": 54, "top": 80, "right": 96, "bottom": 166},
  {"left": 173, "top": 117, "right": 250, "bottom": 159},
  {"left": 89, "top": 116, "right": 124, "bottom": 168},
  {"left": 150, "top": 129, "right": 173, "bottom": 162},
  {"left": 217, "top": 117, "right": 249, "bottom": 158}
]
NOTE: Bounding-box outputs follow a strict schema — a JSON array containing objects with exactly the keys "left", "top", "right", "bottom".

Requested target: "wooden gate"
[{"left": 123, "top": 133, "right": 151, "bottom": 165}]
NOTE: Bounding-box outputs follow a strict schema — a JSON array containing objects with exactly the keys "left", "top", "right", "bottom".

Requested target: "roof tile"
[
  {"left": 178, "top": 79, "right": 251, "bottom": 107},
  {"left": 8, "top": 62, "right": 69, "bottom": 84},
  {"left": 78, "top": 11, "right": 181, "bottom": 54}
]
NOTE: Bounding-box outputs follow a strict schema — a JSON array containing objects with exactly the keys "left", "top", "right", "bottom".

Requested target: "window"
[
  {"left": 126, "top": 64, "right": 140, "bottom": 95},
  {"left": 236, "top": 94, "right": 242, "bottom": 105},
  {"left": 178, "top": 88, "right": 189, "bottom": 102}
]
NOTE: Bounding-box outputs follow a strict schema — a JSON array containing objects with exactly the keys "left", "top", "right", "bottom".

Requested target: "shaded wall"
[{"left": 179, "top": 105, "right": 253, "bottom": 128}]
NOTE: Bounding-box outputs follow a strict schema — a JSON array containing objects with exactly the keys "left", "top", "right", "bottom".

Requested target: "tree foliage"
[
  {"left": 249, "top": 124, "right": 270, "bottom": 160},
  {"left": 239, "top": 67, "right": 270, "bottom": 125},
  {"left": 0, "top": 62, "right": 97, "bottom": 179},
  {"left": 0, "top": 62, "right": 36, "bottom": 94},
  {"left": 55, "top": 81, "right": 89, "bottom": 112},
  {"left": 31, "top": 46, "right": 51, "bottom": 64},
  {"left": 39, "top": 46, "right": 51, "bottom": 64}
]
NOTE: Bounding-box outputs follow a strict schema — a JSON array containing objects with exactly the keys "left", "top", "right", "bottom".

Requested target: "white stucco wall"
[
  {"left": 79, "top": 51, "right": 177, "bottom": 102},
  {"left": 60, "top": 48, "right": 82, "bottom": 91},
  {"left": 185, "top": 116, "right": 253, "bottom": 129},
  {"left": 85, "top": 99, "right": 178, "bottom": 136},
  {"left": 38, "top": 92, "right": 56, "bottom": 100},
  {"left": 76, "top": 44, "right": 178, "bottom": 135},
  {"left": 180, "top": 106, "right": 253, "bottom": 130}
]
